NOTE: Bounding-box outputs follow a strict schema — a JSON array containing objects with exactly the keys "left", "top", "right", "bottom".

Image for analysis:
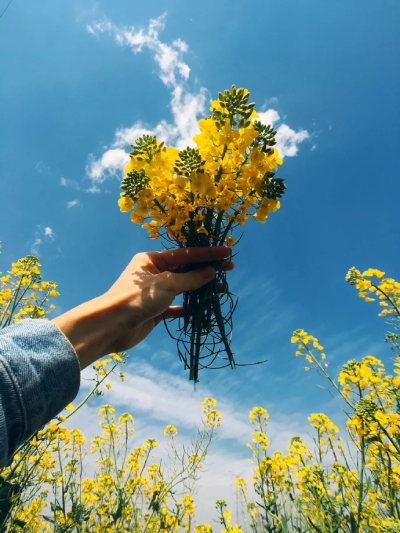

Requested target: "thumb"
[{"left": 163, "top": 266, "right": 216, "bottom": 295}]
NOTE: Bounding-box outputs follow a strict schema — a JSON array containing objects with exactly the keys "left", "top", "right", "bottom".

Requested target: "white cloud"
[
  {"left": 113, "top": 123, "right": 153, "bottom": 148},
  {"left": 85, "top": 14, "right": 310, "bottom": 190},
  {"left": 170, "top": 85, "right": 207, "bottom": 149},
  {"left": 258, "top": 109, "right": 280, "bottom": 127},
  {"left": 86, "top": 148, "right": 130, "bottom": 189},
  {"left": 85, "top": 15, "right": 206, "bottom": 189},
  {"left": 30, "top": 225, "right": 56, "bottom": 256},
  {"left": 258, "top": 109, "right": 309, "bottom": 158},
  {"left": 80, "top": 361, "right": 248, "bottom": 441},
  {"left": 60, "top": 176, "right": 80, "bottom": 190},
  {"left": 86, "top": 14, "right": 190, "bottom": 88},
  {"left": 172, "top": 38, "right": 188, "bottom": 53},
  {"left": 80, "top": 358, "right": 309, "bottom": 446},
  {"left": 66, "top": 200, "right": 80, "bottom": 208},
  {"left": 274, "top": 123, "right": 310, "bottom": 157},
  {"left": 30, "top": 238, "right": 42, "bottom": 256},
  {"left": 35, "top": 160, "right": 50, "bottom": 174},
  {"left": 44, "top": 226, "right": 55, "bottom": 238}
]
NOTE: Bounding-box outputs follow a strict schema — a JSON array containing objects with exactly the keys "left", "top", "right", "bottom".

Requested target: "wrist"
[{"left": 52, "top": 295, "right": 117, "bottom": 369}]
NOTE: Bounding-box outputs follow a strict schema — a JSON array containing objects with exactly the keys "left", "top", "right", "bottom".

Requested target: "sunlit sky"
[{"left": 1, "top": 0, "right": 400, "bottom": 520}]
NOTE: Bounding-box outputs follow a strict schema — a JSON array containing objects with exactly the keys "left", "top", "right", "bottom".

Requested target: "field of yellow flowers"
[
  {"left": 1, "top": 88, "right": 400, "bottom": 532},
  {"left": 1, "top": 251, "right": 400, "bottom": 532}
]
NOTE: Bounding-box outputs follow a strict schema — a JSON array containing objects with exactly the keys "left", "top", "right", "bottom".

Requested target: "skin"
[{"left": 52, "top": 246, "right": 233, "bottom": 370}]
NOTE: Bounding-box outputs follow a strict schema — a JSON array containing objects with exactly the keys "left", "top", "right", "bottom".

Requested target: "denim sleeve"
[{"left": 0, "top": 319, "right": 81, "bottom": 467}]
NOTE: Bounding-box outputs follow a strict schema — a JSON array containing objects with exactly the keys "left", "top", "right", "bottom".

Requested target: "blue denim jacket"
[{"left": 0, "top": 319, "right": 80, "bottom": 467}]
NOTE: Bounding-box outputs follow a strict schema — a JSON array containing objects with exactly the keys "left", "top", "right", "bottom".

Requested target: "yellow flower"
[
  {"left": 235, "top": 477, "right": 247, "bottom": 491},
  {"left": 119, "top": 413, "right": 133, "bottom": 424},
  {"left": 130, "top": 211, "right": 144, "bottom": 224},
  {"left": 164, "top": 424, "right": 178, "bottom": 438},
  {"left": 253, "top": 198, "right": 281, "bottom": 223},
  {"left": 137, "top": 188, "right": 154, "bottom": 206},
  {"left": 118, "top": 195, "right": 135, "bottom": 212},
  {"left": 169, "top": 176, "right": 189, "bottom": 197},
  {"left": 190, "top": 171, "right": 209, "bottom": 195},
  {"left": 198, "top": 117, "right": 219, "bottom": 137},
  {"left": 98, "top": 405, "right": 115, "bottom": 416},
  {"left": 267, "top": 148, "right": 283, "bottom": 170},
  {"left": 362, "top": 268, "right": 385, "bottom": 279},
  {"left": 209, "top": 99, "right": 223, "bottom": 112},
  {"left": 48, "top": 289, "right": 59, "bottom": 297}
]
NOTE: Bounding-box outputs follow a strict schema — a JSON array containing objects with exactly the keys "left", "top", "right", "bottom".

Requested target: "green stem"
[
  {"left": 212, "top": 292, "right": 235, "bottom": 368},
  {"left": 356, "top": 431, "right": 365, "bottom": 528}
]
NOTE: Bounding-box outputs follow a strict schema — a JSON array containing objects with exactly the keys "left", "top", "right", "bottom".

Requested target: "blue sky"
[{"left": 1, "top": 0, "right": 400, "bottom": 519}]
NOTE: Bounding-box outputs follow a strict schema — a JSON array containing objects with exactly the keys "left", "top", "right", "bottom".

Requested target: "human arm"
[
  {"left": 0, "top": 247, "right": 232, "bottom": 466},
  {"left": 52, "top": 246, "right": 233, "bottom": 369}
]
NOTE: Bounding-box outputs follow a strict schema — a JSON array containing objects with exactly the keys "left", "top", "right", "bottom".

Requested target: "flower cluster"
[
  {"left": 346, "top": 266, "right": 400, "bottom": 318},
  {"left": 164, "top": 425, "right": 178, "bottom": 438},
  {"left": 118, "top": 86, "right": 284, "bottom": 245},
  {"left": 201, "top": 397, "right": 222, "bottom": 428},
  {"left": 291, "top": 329, "right": 326, "bottom": 371},
  {"left": 0, "top": 255, "right": 59, "bottom": 326},
  {"left": 117, "top": 87, "right": 287, "bottom": 382}
]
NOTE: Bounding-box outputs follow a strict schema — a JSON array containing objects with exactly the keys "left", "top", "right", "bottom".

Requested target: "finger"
[
  {"left": 164, "top": 305, "right": 184, "bottom": 319},
  {"left": 160, "top": 266, "right": 215, "bottom": 295},
  {"left": 220, "top": 259, "right": 235, "bottom": 271},
  {"left": 154, "top": 305, "right": 183, "bottom": 325},
  {"left": 148, "top": 247, "right": 232, "bottom": 272}
]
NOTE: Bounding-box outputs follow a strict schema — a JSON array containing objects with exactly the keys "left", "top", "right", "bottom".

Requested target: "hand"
[{"left": 52, "top": 247, "right": 233, "bottom": 369}]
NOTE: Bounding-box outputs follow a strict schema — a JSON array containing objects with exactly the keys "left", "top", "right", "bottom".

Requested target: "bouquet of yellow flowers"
[{"left": 118, "top": 86, "right": 285, "bottom": 381}]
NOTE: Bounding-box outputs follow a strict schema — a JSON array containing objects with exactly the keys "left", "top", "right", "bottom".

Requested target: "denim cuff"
[{"left": 0, "top": 319, "right": 80, "bottom": 466}]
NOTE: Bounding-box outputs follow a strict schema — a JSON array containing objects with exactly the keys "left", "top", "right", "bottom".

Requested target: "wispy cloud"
[
  {"left": 85, "top": 14, "right": 310, "bottom": 191},
  {"left": 60, "top": 176, "right": 80, "bottom": 190},
  {"left": 66, "top": 200, "right": 80, "bottom": 208},
  {"left": 86, "top": 148, "right": 131, "bottom": 191},
  {"left": 30, "top": 225, "right": 56, "bottom": 255},
  {"left": 79, "top": 356, "right": 308, "bottom": 445},
  {"left": 86, "top": 14, "right": 190, "bottom": 87},
  {"left": 30, "top": 238, "right": 42, "bottom": 256},
  {"left": 258, "top": 109, "right": 309, "bottom": 157},
  {"left": 35, "top": 160, "right": 50, "bottom": 175},
  {"left": 44, "top": 226, "right": 56, "bottom": 238},
  {"left": 69, "top": 357, "right": 312, "bottom": 521}
]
